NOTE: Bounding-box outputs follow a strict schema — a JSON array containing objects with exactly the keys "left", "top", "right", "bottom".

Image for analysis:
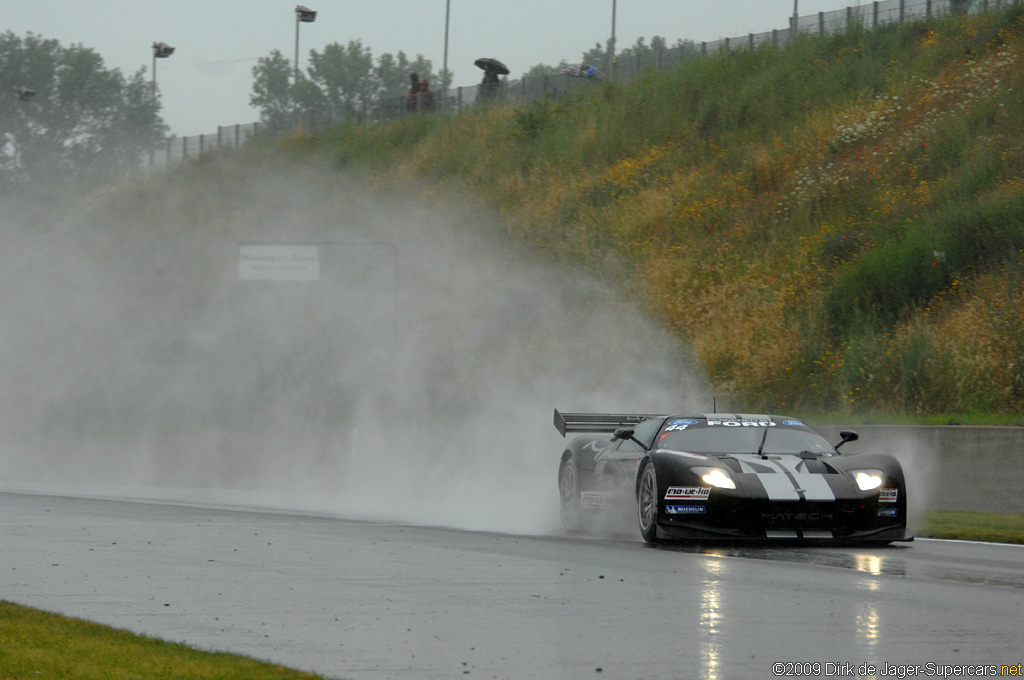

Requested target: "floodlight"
[{"left": 152, "top": 42, "right": 175, "bottom": 58}]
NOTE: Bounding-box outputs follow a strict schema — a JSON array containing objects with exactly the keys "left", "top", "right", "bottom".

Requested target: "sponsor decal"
[
  {"left": 665, "top": 486, "right": 711, "bottom": 501},
  {"left": 666, "top": 505, "right": 707, "bottom": 515},
  {"left": 761, "top": 511, "right": 834, "bottom": 522},
  {"left": 879, "top": 488, "right": 898, "bottom": 503},
  {"left": 581, "top": 492, "right": 613, "bottom": 509},
  {"left": 878, "top": 508, "right": 898, "bottom": 517},
  {"left": 707, "top": 420, "right": 775, "bottom": 428},
  {"left": 664, "top": 419, "right": 699, "bottom": 433},
  {"left": 584, "top": 439, "right": 611, "bottom": 462},
  {"left": 782, "top": 420, "right": 806, "bottom": 427}
]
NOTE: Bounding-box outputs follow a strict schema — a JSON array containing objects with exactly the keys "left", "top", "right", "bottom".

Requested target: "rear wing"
[{"left": 553, "top": 409, "right": 663, "bottom": 437}]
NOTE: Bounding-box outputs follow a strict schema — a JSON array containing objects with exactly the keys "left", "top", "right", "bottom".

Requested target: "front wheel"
[{"left": 637, "top": 462, "right": 661, "bottom": 543}]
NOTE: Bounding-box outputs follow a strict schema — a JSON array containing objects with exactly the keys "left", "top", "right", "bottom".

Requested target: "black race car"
[{"left": 554, "top": 410, "right": 913, "bottom": 544}]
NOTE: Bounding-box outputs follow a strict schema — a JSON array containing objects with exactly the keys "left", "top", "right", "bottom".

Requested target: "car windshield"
[{"left": 657, "top": 426, "right": 836, "bottom": 456}]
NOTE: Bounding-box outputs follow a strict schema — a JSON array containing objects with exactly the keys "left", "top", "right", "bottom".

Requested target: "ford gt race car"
[{"left": 554, "top": 410, "right": 913, "bottom": 544}]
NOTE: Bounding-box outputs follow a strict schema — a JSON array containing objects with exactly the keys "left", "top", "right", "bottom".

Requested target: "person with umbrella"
[{"left": 475, "top": 57, "right": 508, "bottom": 102}]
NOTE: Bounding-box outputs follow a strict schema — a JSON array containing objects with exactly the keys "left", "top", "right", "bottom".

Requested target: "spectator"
[
  {"left": 418, "top": 79, "right": 435, "bottom": 111},
  {"left": 479, "top": 68, "right": 500, "bottom": 101},
  {"left": 407, "top": 72, "right": 420, "bottom": 111}
]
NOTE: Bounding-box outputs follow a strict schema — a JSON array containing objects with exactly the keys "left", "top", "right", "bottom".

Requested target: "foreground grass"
[
  {"left": 0, "top": 601, "right": 330, "bottom": 680},
  {"left": 920, "top": 509, "right": 1024, "bottom": 544}
]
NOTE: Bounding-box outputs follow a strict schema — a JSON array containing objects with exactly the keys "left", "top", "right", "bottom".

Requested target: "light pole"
[
  {"left": 442, "top": 0, "right": 450, "bottom": 108},
  {"left": 294, "top": 5, "right": 317, "bottom": 83},
  {"left": 792, "top": 1, "right": 799, "bottom": 34},
  {"left": 150, "top": 42, "right": 174, "bottom": 166},
  {"left": 151, "top": 41, "right": 175, "bottom": 95},
  {"left": 610, "top": 0, "right": 617, "bottom": 79}
]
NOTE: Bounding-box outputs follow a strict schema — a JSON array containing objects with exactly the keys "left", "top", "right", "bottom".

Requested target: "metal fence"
[
  {"left": 153, "top": 0, "right": 1009, "bottom": 165},
  {"left": 155, "top": 122, "right": 261, "bottom": 165}
]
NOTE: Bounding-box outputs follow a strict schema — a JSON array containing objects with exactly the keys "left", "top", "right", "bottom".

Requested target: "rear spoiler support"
[{"left": 554, "top": 409, "right": 662, "bottom": 437}]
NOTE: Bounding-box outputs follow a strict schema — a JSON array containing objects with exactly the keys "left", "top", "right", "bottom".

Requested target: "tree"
[
  {"left": 252, "top": 39, "right": 449, "bottom": 127},
  {"left": 309, "top": 41, "right": 447, "bottom": 119},
  {"left": 0, "top": 32, "right": 166, "bottom": 193},
  {"left": 579, "top": 36, "right": 695, "bottom": 78},
  {"left": 250, "top": 49, "right": 295, "bottom": 132},
  {"left": 521, "top": 61, "right": 570, "bottom": 79},
  {"left": 582, "top": 39, "right": 615, "bottom": 75},
  {"left": 307, "top": 40, "right": 377, "bottom": 121},
  {"left": 375, "top": 50, "right": 444, "bottom": 112}
]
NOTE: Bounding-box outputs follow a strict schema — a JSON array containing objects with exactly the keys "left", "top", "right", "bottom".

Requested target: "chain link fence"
[{"left": 153, "top": 0, "right": 1005, "bottom": 165}]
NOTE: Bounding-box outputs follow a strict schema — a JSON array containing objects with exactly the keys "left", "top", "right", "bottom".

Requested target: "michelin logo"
[{"left": 666, "top": 505, "right": 707, "bottom": 515}]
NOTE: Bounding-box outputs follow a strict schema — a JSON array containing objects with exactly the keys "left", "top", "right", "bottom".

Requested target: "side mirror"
[
  {"left": 835, "top": 430, "right": 859, "bottom": 451},
  {"left": 613, "top": 427, "right": 649, "bottom": 452}
]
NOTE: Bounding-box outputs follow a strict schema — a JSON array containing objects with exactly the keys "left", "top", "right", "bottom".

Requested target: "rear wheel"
[
  {"left": 558, "top": 456, "right": 581, "bottom": 531},
  {"left": 637, "top": 462, "right": 661, "bottom": 543}
]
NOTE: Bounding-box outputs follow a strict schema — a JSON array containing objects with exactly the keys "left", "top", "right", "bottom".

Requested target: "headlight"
[
  {"left": 693, "top": 466, "right": 736, "bottom": 490},
  {"left": 852, "top": 469, "right": 884, "bottom": 491}
]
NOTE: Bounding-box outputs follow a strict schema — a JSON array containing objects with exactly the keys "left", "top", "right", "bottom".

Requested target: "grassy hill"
[
  {"left": 23, "top": 7, "right": 1022, "bottom": 425},
  {"left": 273, "top": 5, "right": 1024, "bottom": 419}
]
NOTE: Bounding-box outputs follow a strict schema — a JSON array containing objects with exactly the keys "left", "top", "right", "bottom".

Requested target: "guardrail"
[{"left": 153, "top": 0, "right": 1010, "bottom": 165}]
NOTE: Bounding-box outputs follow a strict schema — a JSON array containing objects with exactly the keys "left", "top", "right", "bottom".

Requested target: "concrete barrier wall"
[
  {"left": 816, "top": 425, "right": 1024, "bottom": 514},
  {"left": 3, "top": 425, "right": 1021, "bottom": 515}
]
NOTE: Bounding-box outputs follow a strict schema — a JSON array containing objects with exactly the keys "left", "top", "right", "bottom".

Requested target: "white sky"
[{"left": 4, "top": 1, "right": 860, "bottom": 137}]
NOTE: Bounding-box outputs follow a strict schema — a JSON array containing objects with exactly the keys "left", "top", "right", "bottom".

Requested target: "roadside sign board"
[{"left": 238, "top": 244, "right": 321, "bottom": 281}]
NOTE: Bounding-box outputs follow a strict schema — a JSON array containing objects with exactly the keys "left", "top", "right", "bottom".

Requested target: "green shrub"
[{"left": 825, "top": 226, "right": 952, "bottom": 333}]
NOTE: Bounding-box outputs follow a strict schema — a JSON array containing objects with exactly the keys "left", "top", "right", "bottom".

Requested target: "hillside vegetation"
[{"left": 271, "top": 6, "right": 1024, "bottom": 419}]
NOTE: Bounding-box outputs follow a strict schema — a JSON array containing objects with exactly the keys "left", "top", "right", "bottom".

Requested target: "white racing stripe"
[
  {"left": 756, "top": 472, "right": 801, "bottom": 500},
  {"left": 802, "top": 531, "right": 834, "bottom": 539},
  {"left": 783, "top": 459, "right": 836, "bottom": 501},
  {"left": 736, "top": 455, "right": 836, "bottom": 502},
  {"left": 765, "top": 530, "right": 798, "bottom": 538}
]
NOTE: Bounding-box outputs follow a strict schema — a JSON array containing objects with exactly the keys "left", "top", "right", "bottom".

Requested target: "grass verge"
[
  {"left": 920, "top": 509, "right": 1024, "bottom": 544},
  {"left": 0, "top": 601, "right": 330, "bottom": 680}
]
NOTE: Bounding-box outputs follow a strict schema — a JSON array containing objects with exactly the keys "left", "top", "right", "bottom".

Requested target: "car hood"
[{"left": 724, "top": 453, "right": 838, "bottom": 501}]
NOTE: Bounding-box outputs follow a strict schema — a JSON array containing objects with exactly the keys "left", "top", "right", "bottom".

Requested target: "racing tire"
[
  {"left": 558, "top": 456, "right": 582, "bottom": 532},
  {"left": 637, "top": 461, "right": 661, "bottom": 544}
]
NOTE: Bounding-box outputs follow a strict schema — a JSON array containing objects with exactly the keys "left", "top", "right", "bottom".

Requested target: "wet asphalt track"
[{"left": 3, "top": 491, "right": 1023, "bottom": 680}]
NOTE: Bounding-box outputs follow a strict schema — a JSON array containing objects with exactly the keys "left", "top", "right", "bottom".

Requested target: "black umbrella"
[{"left": 474, "top": 57, "right": 509, "bottom": 76}]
